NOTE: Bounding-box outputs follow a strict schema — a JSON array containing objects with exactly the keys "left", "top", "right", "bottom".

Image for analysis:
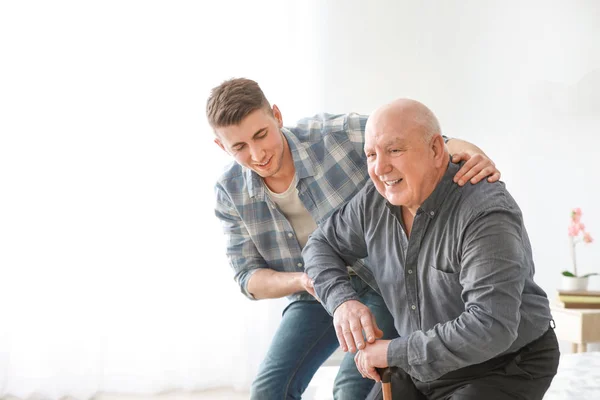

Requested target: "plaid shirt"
[{"left": 214, "top": 113, "right": 379, "bottom": 302}]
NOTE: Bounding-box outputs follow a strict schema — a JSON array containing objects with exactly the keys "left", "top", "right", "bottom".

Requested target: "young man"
[
  {"left": 303, "top": 98, "right": 559, "bottom": 399},
  {"left": 207, "top": 78, "right": 501, "bottom": 400}
]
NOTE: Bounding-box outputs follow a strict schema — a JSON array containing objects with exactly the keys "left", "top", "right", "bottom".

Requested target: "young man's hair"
[{"left": 206, "top": 78, "right": 272, "bottom": 130}]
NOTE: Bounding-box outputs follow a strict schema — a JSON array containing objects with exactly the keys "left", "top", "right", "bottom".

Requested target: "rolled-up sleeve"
[
  {"left": 388, "top": 203, "right": 527, "bottom": 382},
  {"left": 214, "top": 183, "right": 267, "bottom": 300}
]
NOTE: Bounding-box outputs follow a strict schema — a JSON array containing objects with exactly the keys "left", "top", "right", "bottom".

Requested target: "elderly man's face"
[{"left": 364, "top": 116, "right": 438, "bottom": 209}]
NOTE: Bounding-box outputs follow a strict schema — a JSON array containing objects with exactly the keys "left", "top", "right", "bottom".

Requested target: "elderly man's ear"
[{"left": 432, "top": 134, "right": 447, "bottom": 167}]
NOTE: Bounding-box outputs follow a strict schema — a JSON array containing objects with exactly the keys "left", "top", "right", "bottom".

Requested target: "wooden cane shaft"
[{"left": 382, "top": 381, "right": 392, "bottom": 400}]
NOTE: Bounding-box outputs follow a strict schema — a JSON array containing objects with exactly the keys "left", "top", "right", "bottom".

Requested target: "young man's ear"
[
  {"left": 214, "top": 137, "right": 228, "bottom": 154},
  {"left": 272, "top": 104, "right": 283, "bottom": 128}
]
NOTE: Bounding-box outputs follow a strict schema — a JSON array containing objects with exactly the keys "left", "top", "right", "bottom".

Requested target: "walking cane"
[{"left": 377, "top": 367, "right": 393, "bottom": 400}]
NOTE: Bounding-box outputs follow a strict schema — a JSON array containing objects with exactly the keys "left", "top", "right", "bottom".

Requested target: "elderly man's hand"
[
  {"left": 451, "top": 152, "right": 501, "bottom": 186},
  {"left": 333, "top": 300, "right": 383, "bottom": 352},
  {"left": 354, "top": 340, "right": 391, "bottom": 381}
]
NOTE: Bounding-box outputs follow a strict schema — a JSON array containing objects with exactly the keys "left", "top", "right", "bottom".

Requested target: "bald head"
[
  {"left": 366, "top": 98, "right": 441, "bottom": 143},
  {"left": 364, "top": 98, "right": 448, "bottom": 211}
]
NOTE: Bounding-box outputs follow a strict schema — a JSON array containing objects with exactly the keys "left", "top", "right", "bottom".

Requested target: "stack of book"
[{"left": 556, "top": 290, "right": 600, "bottom": 309}]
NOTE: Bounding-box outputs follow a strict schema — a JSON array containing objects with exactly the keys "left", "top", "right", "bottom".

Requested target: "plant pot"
[
  {"left": 560, "top": 276, "right": 589, "bottom": 291},
  {"left": 587, "top": 275, "right": 600, "bottom": 291}
]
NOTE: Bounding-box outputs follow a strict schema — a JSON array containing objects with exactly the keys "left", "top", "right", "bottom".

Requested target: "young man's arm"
[
  {"left": 446, "top": 138, "right": 501, "bottom": 186},
  {"left": 214, "top": 184, "right": 315, "bottom": 300},
  {"left": 247, "top": 269, "right": 316, "bottom": 300}
]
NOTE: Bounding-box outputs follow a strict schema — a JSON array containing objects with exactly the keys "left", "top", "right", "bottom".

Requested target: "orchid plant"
[{"left": 563, "top": 207, "right": 596, "bottom": 278}]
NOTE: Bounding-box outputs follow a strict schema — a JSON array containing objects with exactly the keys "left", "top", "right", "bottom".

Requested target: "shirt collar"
[
  {"left": 283, "top": 127, "right": 316, "bottom": 180},
  {"left": 418, "top": 156, "right": 460, "bottom": 217},
  {"left": 244, "top": 127, "right": 316, "bottom": 198}
]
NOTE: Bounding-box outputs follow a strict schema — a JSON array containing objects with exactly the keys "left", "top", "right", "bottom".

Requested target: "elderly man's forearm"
[{"left": 387, "top": 309, "right": 520, "bottom": 382}]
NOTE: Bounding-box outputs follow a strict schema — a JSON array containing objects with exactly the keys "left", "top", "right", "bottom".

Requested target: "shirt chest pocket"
[{"left": 425, "top": 266, "right": 465, "bottom": 320}]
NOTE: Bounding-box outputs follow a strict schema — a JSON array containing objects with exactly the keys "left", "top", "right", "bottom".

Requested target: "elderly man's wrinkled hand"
[
  {"left": 333, "top": 300, "right": 383, "bottom": 353},
  {"left": 354, "top": 340, "right": 391, "bottom": 382},
  {"left": 451, "top": 152, "right": 501, "bottom": 186}
]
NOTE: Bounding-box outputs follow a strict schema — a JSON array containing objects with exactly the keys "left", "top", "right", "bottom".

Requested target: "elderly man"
[{"left": 303, "top": 99, "right": 559, "bottom": 399}]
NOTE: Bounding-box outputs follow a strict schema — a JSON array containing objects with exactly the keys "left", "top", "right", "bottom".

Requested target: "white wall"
[
  {"left": 284, "top": 0, "right": 600, "bottom": 350},
  {"left": 0, "top": 1, "right": 324, "bottom": 395}
]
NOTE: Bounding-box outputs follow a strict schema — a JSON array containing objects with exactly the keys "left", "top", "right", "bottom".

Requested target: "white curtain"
[{"left": 0, "top": 1, "right": 320, "bottom": 398}]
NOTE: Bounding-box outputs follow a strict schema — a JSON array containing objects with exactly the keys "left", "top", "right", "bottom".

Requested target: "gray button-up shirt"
[{"left": 303, "top": 160, "right": 552, "bottom": 382}]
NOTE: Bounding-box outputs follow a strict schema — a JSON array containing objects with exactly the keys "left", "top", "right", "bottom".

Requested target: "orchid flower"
[{"left": 566, "top": 208, "right": 595, "bottom": 277}]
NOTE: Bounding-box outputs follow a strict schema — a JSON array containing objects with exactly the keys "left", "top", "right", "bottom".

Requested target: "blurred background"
[{"left": 1, "top": 0, "right": 599, "bottom": 398}]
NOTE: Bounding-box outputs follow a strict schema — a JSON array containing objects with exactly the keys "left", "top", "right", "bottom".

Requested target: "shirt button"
[
  {"left": 288, "top": 233, "right": 293, "bottom": 238},
  {"left": 297, "top": 262, "right": 303, "bottom": 267},
  {"left": 271, "top": 205, "right": 276, "bottom": 209},
  {"left": 411, "top": 304, "right": 416, "bottom": 310},
  {"left": 430, "top": 211, "right": 435, "bottom": 216},
  {"left": 408, "top": 269, "right": 413, "bottom": 274}
]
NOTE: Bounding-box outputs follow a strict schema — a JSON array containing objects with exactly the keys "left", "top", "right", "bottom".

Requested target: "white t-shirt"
[{"left": 266, "top": 176, "right": 317, "bottom": 249}]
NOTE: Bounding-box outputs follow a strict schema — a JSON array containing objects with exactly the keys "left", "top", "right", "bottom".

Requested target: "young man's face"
[{"left": 214, "top": 106, "right": 288, "bottom": 179}]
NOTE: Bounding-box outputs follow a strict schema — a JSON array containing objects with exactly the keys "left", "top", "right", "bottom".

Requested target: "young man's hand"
[
  {"left": 333, "top": 300, "right": 383, "bottom": 353},
  {"left": 451, "top": 152, "right": 501, "bottom": 186},
  {"left": 299, "top": 273, "right": 319, "bottom": 301}
]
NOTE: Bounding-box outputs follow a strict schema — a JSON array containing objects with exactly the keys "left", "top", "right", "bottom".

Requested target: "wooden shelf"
[{"left": 551, "top": 301, "right": 600, "bottom": 353}]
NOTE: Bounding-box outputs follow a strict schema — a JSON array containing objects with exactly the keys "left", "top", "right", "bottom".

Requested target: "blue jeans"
[{"left": 250, "top": 275, "right": 398, "bottom": 400}]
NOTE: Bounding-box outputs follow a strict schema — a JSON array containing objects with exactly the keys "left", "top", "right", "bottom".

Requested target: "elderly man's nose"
[{"left": 374, "top": 156, "right": 390, "bottom": 176}]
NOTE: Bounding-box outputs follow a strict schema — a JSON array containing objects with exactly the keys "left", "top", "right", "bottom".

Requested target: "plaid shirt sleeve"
[{"left": 214, "top": 182, "right": 267, "bottom": 300}]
